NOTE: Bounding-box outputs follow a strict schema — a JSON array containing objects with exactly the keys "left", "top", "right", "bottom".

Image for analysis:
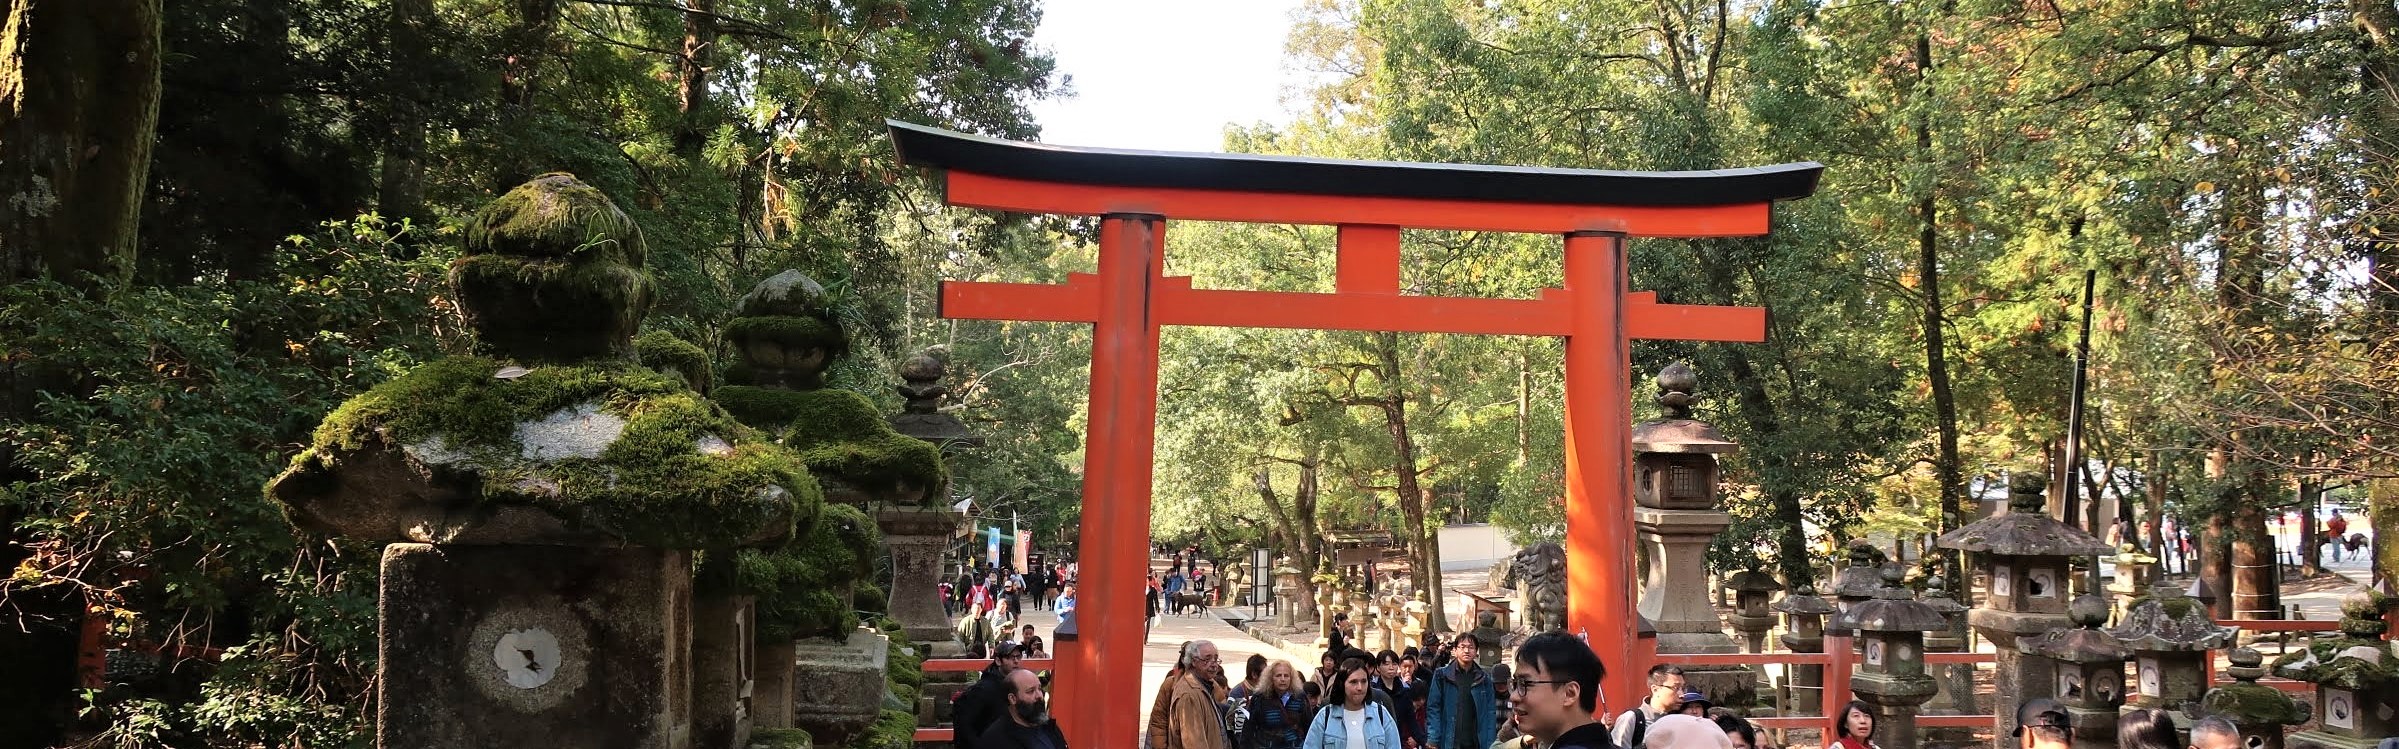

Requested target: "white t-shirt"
[{"left": 1343, "top": 707, "right": 1368, "bottom": 749}]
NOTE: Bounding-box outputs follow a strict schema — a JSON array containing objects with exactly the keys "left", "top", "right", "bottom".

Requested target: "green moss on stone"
[
  {"left": 635, "top": 331, "right": 712, "bottom": 391},
  {"left": 287, "top": 357, "right": 817, "bottom": 548},
  {"left": 883, "top": 624, "right": 923, "bottom": 690},
  {"left": 737, "top": 270, "right": 834, "bottom": 319},
  {"left": 724, "top": 315, "right": 848, "bottom": 360},
  {"left": 710, "top": 387, "right": 946, "bottom": 499},
  {"left": 2272, "top": 637, "right": 2399, "bottom": 689},
  {"left": 732, "top": 503, "right": 881, "bottom": 640},
  {"left": 2197, "top": 683, "right": 2308, "bottom": 725},
  {"left": 846, "top": 709, "right": 917, "bottom": 749},
  {"left": 749, "top": 728, "right": 814, "bottom": 749},
  {"left": 465, "top": 172, "right": 646, "bottom": 264},
  {"left": 452, "top": 254, "right": 652, "bottom": 362},
  {"left": 855, "top": 585, "right": 888, "bottom": 618}
]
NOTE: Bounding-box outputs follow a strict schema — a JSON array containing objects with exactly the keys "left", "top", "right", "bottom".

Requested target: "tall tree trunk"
[
  {"left": 1369, "top": 332, "right": 1447, "bottom": 632},
  {"left": 2144, "top": 449, "right": 2167, "bottom": 562},
  {"left": 1254, "top": 454, "right": 1325, "bottom": 577},
  {"left": 378, "top": 0, "right": 432, "bottom": 224},
  {"left": 0, "top": 3, "right": 161, "bottom": 742},
  {"left": 674, "top": 0, "right": 718, "bottom": 156},
  {"left": 2230, "top": 477, "right": 2280, "bottom": 620},
  {"left": 1910, "top": 29, "right": 1968, "bottom": 589},
  {"left": 2200, "top": 508, "right": 2236, "bottom": 620},
  {"left": 0, "top": 0, "right": 162, "bottom": 288}
]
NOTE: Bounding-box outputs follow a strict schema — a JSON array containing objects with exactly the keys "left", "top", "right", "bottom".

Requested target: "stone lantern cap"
[
  {"left": 886, "top": 348, "right": 985, "bottom": 449},
  {"left": 1835, "top": 568, "right": 1949, "bottom": 632},
  {"left": 2110, "top": 543, "right": 2158, "bottom": 567},
  {"left": 2020, "top": 595, "right": 2132, "bottom": 663},
  {"left": 1724, "top": 569, "right": 1784, "bottom": 594},
  {"left": 1632, "top": 363, "right": 1737, "bottom": 454},
  {"left": 2107, "top": 585, "right": 2237, "bottom": 652},
  {"left": 2198, "top": 647, "right": 2310, "bottom": 727},
  {"left": 1917, "top": 576, "right": 1966, "bottom": 616},
  {"left": 1934, "top": 473, "right": 2112, "bottom": 556},
  {"left": 2271, "top": 588, "right": 2399, "bottom": 690},
  {"left": 1773, "top": 583, "right": 1838, "bottom": 615},
  {"left": 1831, "top": 544, "right": 1890, "bottom": 599}
]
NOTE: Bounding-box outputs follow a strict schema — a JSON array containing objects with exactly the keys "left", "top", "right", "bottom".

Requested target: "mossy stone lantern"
[
  {"left": 1724, "top": 568, "right": 1784, "bottom": 653},
  {"left": 2108, "top": 584, "right": 2237, "bottom": 727},
  {"left": 1773, "top": 583, "right": 1836, "bottom": 714},
  {"left": 268, "top": 174, "right": 814, "bottom": 749},
  {"left": 1934, "top": 471, "right": 2113, "bottom": 739},
  {"left": 2019, "top": 594, "right": 2133, "bottom": 742},
  {"left": 1918, "top": 576, "right": 1978, "bottom": 717},
  {"left": 2272, "top": 589, "right": 2399, "bottom": 749},
  {"left": 1836, "top": 567, "right": 1947, "bottom": 749},
  {"left": 2198, "top": 647, "right": 2309, "bottom": 749}
]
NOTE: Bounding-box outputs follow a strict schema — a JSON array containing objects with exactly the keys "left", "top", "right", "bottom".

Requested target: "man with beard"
[
  {"left": 950, "top": 641, "right": 1024, "bottom": 748},
  {"left": 979, "top": 668, "right": 1068, "bottom": 749}
]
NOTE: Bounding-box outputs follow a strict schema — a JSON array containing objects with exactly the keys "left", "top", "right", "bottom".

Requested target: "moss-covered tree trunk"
[{"left": 0, "top": 0, "right": 162, "bottom": 288}]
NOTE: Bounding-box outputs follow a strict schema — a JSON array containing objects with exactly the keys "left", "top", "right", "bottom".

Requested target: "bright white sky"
[{"left": 1025, "top": 0, "right": 1306, "bottom": 153}]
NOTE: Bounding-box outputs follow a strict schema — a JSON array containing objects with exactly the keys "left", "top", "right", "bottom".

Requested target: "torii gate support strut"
[{"left": 889, "top": 121, "right": 1822, "bottom": 747}]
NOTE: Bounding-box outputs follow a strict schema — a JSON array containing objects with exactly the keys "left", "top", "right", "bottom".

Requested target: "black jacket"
[
  {"left": 1551, "top": 722, "right": 1617, "bottom": 749},
  {"left": 952, "top": 665, "right": 1011, "bottom": 749},
  {"left": 979, "top": 716, "right": 1068, "bottom": 749}
]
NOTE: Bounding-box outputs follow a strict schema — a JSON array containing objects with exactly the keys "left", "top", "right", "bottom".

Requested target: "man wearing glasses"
[
  {"left": 1507, "top": 632, "right": 1612, "bottom": 749},
  {"left": 1150, "top": 640, "right": 1231, "bottom": 749},
  {"left": 1426, "top": 633, "right": 1496, "bottom": 749}
]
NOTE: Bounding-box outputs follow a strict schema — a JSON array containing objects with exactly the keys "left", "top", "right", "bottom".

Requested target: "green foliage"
[{"left": 751, "top": 727, "right": 816, "bottom": 749}]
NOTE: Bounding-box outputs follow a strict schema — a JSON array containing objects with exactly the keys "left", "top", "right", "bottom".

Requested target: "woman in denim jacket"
[{"left": 1303, "top": 661, "right": 1404, "bottom": 748}]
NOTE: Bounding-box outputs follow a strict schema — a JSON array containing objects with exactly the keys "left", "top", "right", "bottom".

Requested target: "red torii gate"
[{"left": 889, "top": 121, "right": 1821, "bottom": 746}]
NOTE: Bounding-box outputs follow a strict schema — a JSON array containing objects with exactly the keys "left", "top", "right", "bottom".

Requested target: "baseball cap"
[
  {"left": 992, "top": 641, "right": 1023, "bottom": 659},
  {"left": 1680, "top": 690, "right": 1713, "bottom": 709},
  {"left": 2013, "top": 698, "right": 2068, "bottom": 736}
]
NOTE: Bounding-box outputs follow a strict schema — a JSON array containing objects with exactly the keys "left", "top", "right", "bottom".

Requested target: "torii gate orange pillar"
[{"left": 1561, "top": 230, "right": 1641, "bottom": 712}]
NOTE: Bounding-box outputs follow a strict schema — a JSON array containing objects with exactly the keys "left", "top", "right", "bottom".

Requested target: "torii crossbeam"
[{"left": 890, "top": 120, "right": 1821, "bottom": 746}]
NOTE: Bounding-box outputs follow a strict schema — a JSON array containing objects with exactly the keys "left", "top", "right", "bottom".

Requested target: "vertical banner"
[
  {"left": 987, "top": 528, "right": 1002, "bottom": 568},
  {"left": 1015, "top": 530, "right": 1032, "bottom": 573}
]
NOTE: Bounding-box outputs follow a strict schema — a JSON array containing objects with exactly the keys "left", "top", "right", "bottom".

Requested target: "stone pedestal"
[
  {"left": 1635, "top": 506, "right": 1750, "bottom": 705},
  {"left": 692, "top": 594, "right": 756, "bottom": 749},
  {"left": 1915, "top": 577, "right": 1975, "bottom": 745},
  {"left": 1722, "top": 570, "right": 1782, "bottom": 654},
  {"left": 752, "top": 641, "right": 796, "bottom": 729},
  {"left": 878, "top": 508, "right": 966, "bottom": 656},
  {"left": 790, "top": 627, "right": 892, "bottom": 745},
  {"left": 379, "top": 543, "right": 695, "bottom": 749}
]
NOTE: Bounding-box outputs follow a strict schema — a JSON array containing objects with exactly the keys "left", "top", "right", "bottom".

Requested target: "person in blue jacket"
[
  {"left": 1302, "top": 660, "right": 1403, "bottom": 748},
  {"left": 1424, "top": 633, "right": 1495, "bottom": 749}
]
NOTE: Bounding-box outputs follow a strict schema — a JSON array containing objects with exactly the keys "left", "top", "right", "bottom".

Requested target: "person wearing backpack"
[
  {"left": 1303, "top": 660, "right": 1403, "bottom": 748},
  {"left": 950, "top": 642, "right": 1025, "bottom": 749},
  {"left": 1610, "top": 664, "right": 1684, "bottom": 749}
]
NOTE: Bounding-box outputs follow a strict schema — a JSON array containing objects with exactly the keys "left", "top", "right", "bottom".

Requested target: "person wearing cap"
[
  {"left": 1676, "top": 690, "right": 1712, "bottom": 718},
  {"left": 952, "top": 641, "right": 1027, "bottom": 749},
  {"left": 2012, "top": 698, "right": 2069, "bottom": 749}
]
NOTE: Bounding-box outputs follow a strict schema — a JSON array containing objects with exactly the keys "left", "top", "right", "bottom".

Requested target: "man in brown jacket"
[{"left": 1147, "top": 640, "right": 1230, "bottom": 749}]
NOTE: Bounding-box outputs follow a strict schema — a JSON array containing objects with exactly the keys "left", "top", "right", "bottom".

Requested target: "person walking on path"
[
  {"left": 1152, "top": 640, "right": 1233, "bottom": 749},
  {"left": 951, "top": 642, "right": 1026, "bottom": 749},
  {"left": 2328, "top": 511, "right": 2351, "bottom": 561},
  {"left": 1239, "top": 660, "right": 1308, "bottom": 749},
  {"left": 979, "top": 668, "right": 1069, "bottom": 749},
  {"left": 1425, "top": 633, "right": 1495, "bottom": 749},
  {"left": 1505, "top": 632, "right": 1610, "bottom": 749},
  {"left": 1302, "top": 659, "right": 1404, "bottom": 748}
]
